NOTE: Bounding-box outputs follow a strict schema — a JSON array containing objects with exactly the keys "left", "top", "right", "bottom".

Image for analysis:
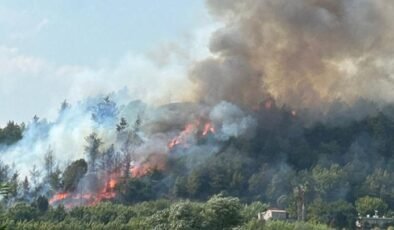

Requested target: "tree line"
[
  {"left": 2, "top": 98, "right": 394, "bottom": 228},
  {"left": 0, "top": 194, "right": 330, "bottom": 230}
]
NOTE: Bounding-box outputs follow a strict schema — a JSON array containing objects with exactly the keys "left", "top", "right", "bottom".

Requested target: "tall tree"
[
  {"left": 48, "top": 166, "right": 62, "bottom": 191},
  {"left": 0, "top": 161, "right": 10, "bottom": 184},
  {"left": 44, "top": 147, "right": 55, "bottom": 177},
  {"left": 29, "top": 165, "right": 40, "bottom": 190},
  {"left": 22, "top": 176, "right": 30, "bottom": 198},
  {"left": 99, "top": 144, "right": 118, "bottom": 174},
  {"left": 117, "top": 116, "right": 143, "bottom": 178},
  {"left": 84, "top": 132, "right": 102, "bottom": 172}
]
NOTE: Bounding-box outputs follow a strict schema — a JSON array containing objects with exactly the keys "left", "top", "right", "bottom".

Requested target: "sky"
[{"left": 0, "top": 1, "right": 214, "bottom": 125}]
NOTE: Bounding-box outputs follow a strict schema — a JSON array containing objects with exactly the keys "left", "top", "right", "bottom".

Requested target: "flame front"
[
  {"left": 49, "top": 173, "right": 119, "bottom": 208},
  {"left": 50, "top": 119, "right": 215, "bottom": 208},
  {"left": 168, "top": 122, "right": 197, "bottom": 149},
  {"left": 168, "top": 119, "right": 216, "bottom": 150}
]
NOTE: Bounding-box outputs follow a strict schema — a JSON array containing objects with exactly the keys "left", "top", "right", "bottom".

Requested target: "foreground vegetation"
[{"left": 0, "top": 195, "right": 330, "bottom": 230}]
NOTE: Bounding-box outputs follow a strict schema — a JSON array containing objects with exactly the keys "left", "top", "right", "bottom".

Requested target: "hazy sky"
[{"left": 0, "top": 1, "right": 213, "bottom": 125}]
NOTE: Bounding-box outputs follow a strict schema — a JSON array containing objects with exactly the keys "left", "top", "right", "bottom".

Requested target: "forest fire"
[
  {"left": 49, "top": 174, "right": 118, "bottom": 208},
  {"left": 49, "top": 155, "right": 168, "bottom": 208},
  {"left": 49, "top": 118, "right": 214, "bottom": 208},
  {"left": 49, "top": 192, "right": 70, "bottom": 204},
  {"left": 167, "top": 122, "right": 196, "bottom": 149},
  {"left": 168, "top": 119, "right": 216, "bottom": 149},
  {"left": 131, "top": 154, "right": 167, "bottom": 177}
]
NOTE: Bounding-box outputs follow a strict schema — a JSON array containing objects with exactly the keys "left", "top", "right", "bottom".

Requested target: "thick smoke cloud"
[{"left": 190, "top": 0, "right": 394, "bottom": 110}]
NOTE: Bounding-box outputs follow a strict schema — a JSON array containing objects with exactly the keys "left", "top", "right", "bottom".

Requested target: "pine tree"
[
  {"left": 85, "top": 132, "right": 102, "bottom": 172},
  {"left": 116, "top": 117, "right": 128, "bottom": 132},
  {"left": 44, "top": 147, "right": 55, "bottom": 177},
  {"left": 117, "top": 116, "right": 143, "bottom": 178},
  {"left": 30, "top": 165, "right": 40, "bottom": 187},
  {"left": 22, "top": 176, "right": 30, "bottom": 198}
]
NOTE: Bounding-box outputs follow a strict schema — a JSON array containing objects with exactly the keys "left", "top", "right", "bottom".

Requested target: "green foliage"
[
  {"left": 6, "top": 203, "right": 38, "bottom": 221},
  {"left": 0, "top": 121, "right": 23, "bottom": 145},
  {"left": 307, "top": 199, "right": 356, "bottom": 229},
  {"left": 311, "top": 164, "right": 349, "bottom": 201},
  {"left": 84, "top": 132, "right": 103, "bottom": 172},
  {"left": 43, "top": 205, "right": 67, "bottom": 222},
  {"left": 202, "top": 194, "right": 243, "bottom": 230},
  {"left": 0, "top": 195, "right": 331, "bottom": 230},
  {"left": 168, "top": 202, "right": 204, "bottom": 230},
  {"left": 241, "top": 201, "right": 268, "bottom": 222},
  {"left": 361, "top": 169, "right": 394, "bottom": 206},
  {"left": 34, "top": 196, "right": 49, "bottom": 212},
  {"left": 356, "top": 196, "right": 388, "bottom": 217},
  {"left": 48, "top": 167, "right": 62, "bottom": 191},
  {"left": 264, "top": 221, "right": 330, "bottom": 230},
  {"left": 116, "top": 178, "right": 155, "bottom": 204},
  {"left": 63, "top": 159, "right": 88, "bottom": 192}
]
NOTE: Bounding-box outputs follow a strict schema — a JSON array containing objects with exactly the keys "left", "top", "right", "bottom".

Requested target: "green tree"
[
  {"left": 43, "top": 205, "right": 66, "bottom": 222},
  {"left": 241, "top": 201, "right": 268, "bottom": 222},
  {"left": 6, "top": 203, "right": 38, "bottom": 221},
  {"left": 356, "top": 196, "right": 388, "bottom": 217},
  {"left": 187, "top": 169, "right": 208, "bottom": 199},
  {"left": 63, "top": 159, "right": 88, "bottom": 192},
  {"left": 34, "top": 195, "right": 49, "bottom": 213},
  {"left": 168, "top": 202, "right": 204, "bottom": 230},
  {"left": 173, "top": 176, "right": 188, "bottom": 198},
  {"left": 48, "top": 166, "right": 62, "bottom": 191},
  {"left": 22, "top": 176, "right": 30, "bottom": 198},
  {"left": 311, "top": 164, "right": 349, "bottom": 201},
  {"left": 84, "top": 132, "right": 102, "bottom": 172},
  {"left": 202, "top": 194, "right": 242, "bottom": 230},
  {"left": 361, "top": 169, "right": 394, "bottom": 206},
  {"left": 308, "top": 199, "right": 356, "bottom": 229},
  {"left": 117, "top": 178, "right": 154, "bottom": 204},
  {"left": 0, "top": 121, "right": 23, "bottom": 145}
]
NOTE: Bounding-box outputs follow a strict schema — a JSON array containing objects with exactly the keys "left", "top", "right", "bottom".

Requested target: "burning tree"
[{"left": 116, "top": 116, "right": 143, "bottom": 178}]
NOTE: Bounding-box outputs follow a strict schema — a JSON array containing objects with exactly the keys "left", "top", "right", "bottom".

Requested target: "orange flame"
[
  {"left": 49, "top": 192, "right": 70, "bottom": 204},
  {"left": 50, "top": 118, "right": 215, "bottom": 208},
  {"left": 168, "top": 122, "right": 197, "bottom": 149},
  {"left": 168, "top": 119, "right": 215, "bottom": 149},
  {"left": 131, "top": 154, "right": 167, "bottom": 177},
  {"left": 202, "top": 122, "right": 215, "bottom": 136},
  {"left": 49, "top": 172, "right": 119, "bottom": 208}
]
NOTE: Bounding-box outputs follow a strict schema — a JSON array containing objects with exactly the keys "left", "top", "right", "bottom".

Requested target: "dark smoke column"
[{"left": 190, "top": 0, "right": 394, "bottom": 110}]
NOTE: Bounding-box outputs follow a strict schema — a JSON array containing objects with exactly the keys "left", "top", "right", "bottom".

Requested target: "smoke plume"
[{"left": 190, "top": 0, "right": 394, "bottom": 111}]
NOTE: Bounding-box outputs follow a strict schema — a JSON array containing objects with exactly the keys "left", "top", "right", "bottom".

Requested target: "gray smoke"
[
  {"left": 210, "top": 101, "right": 256, "bottom": 140},
  {"left": 190, "top": 0, "right": 394, "bottom": 112}
]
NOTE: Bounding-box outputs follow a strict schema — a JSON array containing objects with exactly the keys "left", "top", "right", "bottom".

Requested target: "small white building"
[{"left": 258, "top": 208, "right": 288, "bottom": 221}]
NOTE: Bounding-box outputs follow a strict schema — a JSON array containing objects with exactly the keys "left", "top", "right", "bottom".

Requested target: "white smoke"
[{"left": 210, "top": 101, "right": 256, "bottom": 140}]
